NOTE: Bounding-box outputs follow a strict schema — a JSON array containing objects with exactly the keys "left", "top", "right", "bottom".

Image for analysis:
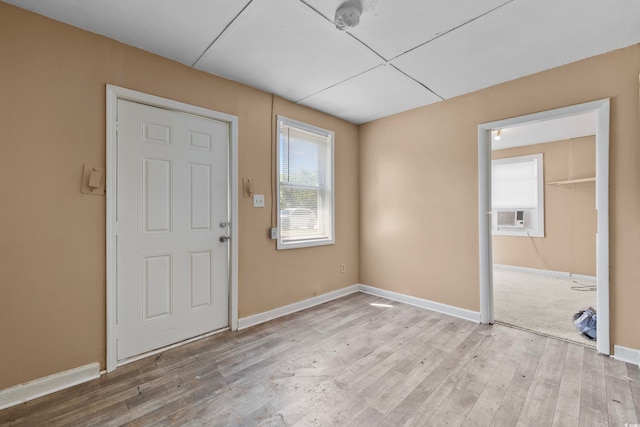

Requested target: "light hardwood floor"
[{"left": 1, "top": 292, "right": 638, "bottom": 426}]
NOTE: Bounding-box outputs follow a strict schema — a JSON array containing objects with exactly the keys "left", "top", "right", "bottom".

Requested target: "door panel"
[
  {"left": 143, "top": 158, "right": 172, "bottom": 233},
  {"left": 189, "top": 250, "right": 212, "bottom": 309},
  {"left": 116, "top": 99, "right": 230, "bottom": 361},
  {"left": 189, "top": 163, "right": 212, "bottom": 231},
  {"left": 143, "top": 254, "right": 172, "bottom": 320}
]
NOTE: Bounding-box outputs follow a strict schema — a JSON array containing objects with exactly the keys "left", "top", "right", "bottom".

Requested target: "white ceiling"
[{"left": 5, "top": 0, "right": 640, "bottom": 124}]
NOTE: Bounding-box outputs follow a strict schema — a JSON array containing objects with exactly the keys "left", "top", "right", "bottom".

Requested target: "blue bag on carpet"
[{"left": 572, "top": 307, "right": 597, "bottom": 340}]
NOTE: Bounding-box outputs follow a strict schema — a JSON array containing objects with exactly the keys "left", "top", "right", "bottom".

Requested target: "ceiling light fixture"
[
  {"left": 494, "top": 129, "right": 502, "bottom": 141},
  {"left": 335, "top": 1, "right": 362, "bottom": 31}
]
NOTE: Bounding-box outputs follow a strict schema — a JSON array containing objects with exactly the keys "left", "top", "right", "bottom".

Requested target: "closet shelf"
[{"left": 545, "top": 177, "right": 596, "bottom": 185}]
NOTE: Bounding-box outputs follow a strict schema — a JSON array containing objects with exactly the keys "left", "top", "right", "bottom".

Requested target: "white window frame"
[
  {"left": 276, "top": 116, "right": 335, "bottom": 250},
  {"left": 491, "top": 153, "right": 544, "bottom": 237}
]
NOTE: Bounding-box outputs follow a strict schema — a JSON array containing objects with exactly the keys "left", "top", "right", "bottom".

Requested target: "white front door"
[{"left": 116, "top": 99, "right": 230, "bottom": 361}]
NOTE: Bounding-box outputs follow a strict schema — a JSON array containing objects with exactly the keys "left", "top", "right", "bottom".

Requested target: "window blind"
[
  {"left": 277, "top": 117, "right": 334, "bottom": 248},
  {"left": 492, "top": 158, "right": 538, "bottom": 209}
]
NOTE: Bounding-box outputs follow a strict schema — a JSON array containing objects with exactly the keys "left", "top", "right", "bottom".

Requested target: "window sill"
[
  {"left": 493, "top": 230, "right": 544, "bottom": 238},
  {"left": 277, "top": 237, "right": 335, "bottom": 250}
]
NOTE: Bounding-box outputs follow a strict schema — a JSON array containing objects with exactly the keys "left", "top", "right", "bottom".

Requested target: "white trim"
[
  {"left": 494, "top": 263, "right": 570, "bottom": 277},
  {"left": 229, "top": 114, "right": 239, "bottom": 332},
  {"left": 106, "top": 86, "right": 118, "bottom": 373},
  {"left": 478, "top": 125, "right": 493, "bottom": 325},
  {"left": 358, "top": 284, "right": 481, "bottom": 323},
  {"left": 478, "top": 99, "right": 610, "bottom": 355},
  {"left": 237, "top": 284, "right": 481, "bottom": 330},
  {"left": 594, "top": 100, "right": 610, "bottom": 355},
  {"left": 105, "top": 85, "right": 239, "bottom": 372},
  {"left": 613, "top": 345, "right": 640, "bottom": 366},
  {"left": 493, "top": 264, "right": 596, "bottom": 282},
  {"left": 237, "top": 285, "right": 360, "bottom": 330},
  {"left": 0, "top": 363, "right": 100, "bottom": 411}
]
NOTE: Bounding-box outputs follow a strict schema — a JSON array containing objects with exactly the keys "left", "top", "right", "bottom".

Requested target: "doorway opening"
[
  {"left": 478, "top": 99, "right": 610, "bottom": 354},
  {"left": 491, "top": 118, "right": 596, "bottom": 347}
]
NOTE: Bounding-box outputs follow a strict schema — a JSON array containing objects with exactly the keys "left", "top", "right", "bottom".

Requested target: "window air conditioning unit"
[{"left": 497, "top": 210, "right": 525, "bottom": 228}]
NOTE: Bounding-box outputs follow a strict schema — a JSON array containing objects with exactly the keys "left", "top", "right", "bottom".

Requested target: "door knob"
[{"left": 219, "top": 235, "right": 230, "bottom": 243}]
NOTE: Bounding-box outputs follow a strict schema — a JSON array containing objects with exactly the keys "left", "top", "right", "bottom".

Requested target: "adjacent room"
[
  {"left": 1, "top": 0, "right": 640, "bottom": 425},
  {"left": 489, "top": 114, "right": 598, "bottom": 347}
]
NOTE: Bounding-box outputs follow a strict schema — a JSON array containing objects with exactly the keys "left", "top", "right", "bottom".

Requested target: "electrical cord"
[
  {"left": 526, "top": 230, "right": 551, "bottom": 270},
  {"left": 571, "top": 283, "right": 596, "bottom": 292}
]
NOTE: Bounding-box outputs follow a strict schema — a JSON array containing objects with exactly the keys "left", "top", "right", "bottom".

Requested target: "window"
[
  {"left": 492, "top": 153, "right": 544, "bottom": 237},
  {"left": 277, "top": 116, "right": 334, "bottom": 249}
]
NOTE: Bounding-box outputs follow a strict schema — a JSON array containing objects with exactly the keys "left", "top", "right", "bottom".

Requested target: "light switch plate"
[
  {"left": 80, "top": 164, "right": 105, "bottom": 196},
  {"left": 253, "top": 194, "right": 265, "bottom": 208}
]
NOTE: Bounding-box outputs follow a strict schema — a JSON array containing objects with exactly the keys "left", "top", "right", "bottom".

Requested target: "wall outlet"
[
  {"left": 341, "top": 263, "right": 346, "bottom": 273},
  {"left": 253, "top": 194, "right": 265, "bottom": 208},
  {"left": 270, "top": 227, "right": 278, "bottom": 240}
]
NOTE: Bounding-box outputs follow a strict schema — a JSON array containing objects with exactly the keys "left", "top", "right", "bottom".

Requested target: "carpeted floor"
[{"left": 493, "top": 267, "right": 597, "bottom": 347}]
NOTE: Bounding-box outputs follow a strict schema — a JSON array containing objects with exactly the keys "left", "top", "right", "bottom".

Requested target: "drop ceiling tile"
[
  {"left": 195, "top": 0, "right": 382, "bottom": 102},
  {"left": 298, "top": 65, "right": 441, "bottom": 124},
  {"left": 393, "top": 0, "right": 640, "bottom": 99},
  {"left": 3, "top": 0, "right": 251, "bottom": 65},
  {"left": 303, "top": 0, "right": 511, "bottom": 59}
]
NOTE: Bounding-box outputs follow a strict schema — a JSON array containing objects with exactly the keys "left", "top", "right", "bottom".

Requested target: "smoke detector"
[{"left": 335, "top": 2, "right": 362, "bottom": 31}]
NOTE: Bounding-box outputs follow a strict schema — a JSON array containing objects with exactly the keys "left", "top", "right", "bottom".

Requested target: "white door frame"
[
  {"left": 105, "top": 85, "right": 239, "bottom": 372},
  {"left": 478, "top": 99, "right": 610, "bottom": 355}
]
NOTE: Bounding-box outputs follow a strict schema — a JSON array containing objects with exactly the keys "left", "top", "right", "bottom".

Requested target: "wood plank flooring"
[{"left": 1, "top": 292, "right": 638, "bottom": 426}]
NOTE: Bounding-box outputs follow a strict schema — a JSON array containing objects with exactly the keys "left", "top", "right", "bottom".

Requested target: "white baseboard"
[
  {"left": 493, "top": 264, "right": 596, "bottom": 281},
  {"left": 358, "top": 284, "right": 481, "bottom": 323},
  {"left": 0, "top": 362, "right": 100, "bottom": 411},
  {"left": 237, "top": 285, "right": 360, "bottom": 330},
  {"left": 613, "top": 345, "right": 640, "bottom": 366}
]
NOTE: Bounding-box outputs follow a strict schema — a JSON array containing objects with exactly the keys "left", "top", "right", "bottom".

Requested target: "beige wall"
[
  {"left": 2, "top": 1, "right": 640, "bottom": 393},
  {"left": 0, "top": 3, "right": 359, "bottom": 390},
  {"left": 492, "top": 137, "right": 596, "bottom": 276},
  {"left": 360, "top": 45, "right": 640, "bottom": 352}
]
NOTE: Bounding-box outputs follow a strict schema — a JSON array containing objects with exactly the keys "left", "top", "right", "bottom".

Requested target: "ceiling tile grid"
[
  {"left": 4, "top": 0, "right": 640, "bottom": 124},
  {"left": 299, "top": 64, "right": 441, "bottom": 123},
  {"left": 194, "top": 0, "right": 384, "bottom": 103},
  {"left": 304, "top": 0, "right": 513, "bottom": 60},
  {"left": 391, "top": 0, "right": 640, "bottom": 100},
  {"left": 4, "top": 0, "right": 253, "bottom": 66}
]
